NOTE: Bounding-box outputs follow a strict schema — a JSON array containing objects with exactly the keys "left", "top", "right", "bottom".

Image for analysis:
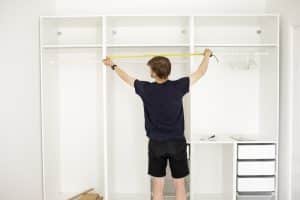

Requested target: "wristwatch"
[{"left": 111, "top": 64, "right": 117, "bottom": 70}]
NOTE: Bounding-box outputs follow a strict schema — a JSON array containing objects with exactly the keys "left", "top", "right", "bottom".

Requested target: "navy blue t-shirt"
[{"left": 134, "top": 77, "right": 190, "bottom": 141}]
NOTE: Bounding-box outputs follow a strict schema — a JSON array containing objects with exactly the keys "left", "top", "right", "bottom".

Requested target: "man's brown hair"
[{"left": 147, "top": 56, "right": 171, "bottom": 79}]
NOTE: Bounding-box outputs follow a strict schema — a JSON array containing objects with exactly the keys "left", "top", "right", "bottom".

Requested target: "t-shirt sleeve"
[
  {"left": 175, "top": 77, "right": 190, "bottom": 96},
  {"left": 134, "top": 79, "right": 147, "bottom": 97}
]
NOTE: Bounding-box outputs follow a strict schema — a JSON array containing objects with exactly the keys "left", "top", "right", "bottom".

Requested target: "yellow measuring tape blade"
[{"left": 108, "top": 52, "right": 205, "bottom": 59}]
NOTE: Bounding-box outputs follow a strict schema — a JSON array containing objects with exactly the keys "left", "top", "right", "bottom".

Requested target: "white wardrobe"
[{"left": 40, "top": 15, "right": 280, "bottom": 200}]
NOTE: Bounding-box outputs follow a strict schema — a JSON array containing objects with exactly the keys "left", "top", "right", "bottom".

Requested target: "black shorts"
[{"left": 148, "top": 139, "right": 189, "bottom": 179}]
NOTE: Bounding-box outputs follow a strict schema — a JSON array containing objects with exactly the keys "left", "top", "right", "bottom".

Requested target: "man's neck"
[{"left": 155, "top": 78, "right": 168, "bottom": 84}]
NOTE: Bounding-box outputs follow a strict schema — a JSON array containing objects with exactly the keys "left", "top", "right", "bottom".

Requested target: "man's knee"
[
  {"left": 152, "top": 177, "right": 165, "bottom": 191},
  {"left": 173, "top": 178, "right": 186, "bottom": 190},
  {"left": 152, "top": 177, "right": 165, "bottom": 200}
]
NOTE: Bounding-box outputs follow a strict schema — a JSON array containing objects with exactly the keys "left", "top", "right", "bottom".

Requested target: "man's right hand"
[
  {"left": 102, "top": 56, "right": 114, "bottom": 67},
  {"left": 102, "top": 56, "right": 136, "bottom": 87}
]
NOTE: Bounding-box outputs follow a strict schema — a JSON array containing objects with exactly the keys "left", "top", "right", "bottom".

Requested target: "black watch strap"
[{"left": 111, "top": 64, "right": 117, "bottom": 70}]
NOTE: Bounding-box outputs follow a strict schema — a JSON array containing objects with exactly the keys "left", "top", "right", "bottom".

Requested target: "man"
[{"left": 103, "top": 48, "right": 212, "bottom": 200}]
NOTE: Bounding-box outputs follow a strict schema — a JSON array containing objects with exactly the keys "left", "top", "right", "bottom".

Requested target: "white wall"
[
  {"left": 54, "top": 0, "right": 267, "bottom": 15},
  {"left": 0, "top": 0, "right": 54, "bottom": 199},
  {"left": 265, "top": 0, "right": 300, "bottom": 199}
]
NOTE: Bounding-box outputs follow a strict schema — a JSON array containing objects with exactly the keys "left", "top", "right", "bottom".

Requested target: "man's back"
[{"left": 134, "top": 77, "right": 189, "bottom": 141}]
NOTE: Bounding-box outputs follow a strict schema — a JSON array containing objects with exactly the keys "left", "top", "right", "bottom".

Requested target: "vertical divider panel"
[
  {"left": 275, "top": 16, "right": 280, "bottom": 200},
  {"left": 189, "top": 15, "right": 195, "bottom": 200},
  {"left": 276, "top": 16, "right": 280, "bottom": 200},
  {"left": 39, "top": 16, "right": 46, "bottom": 200},
  {"left": 102, "top": 15, "right": 108, "bottom": 200},
  {"left": 188, "top": 15, "right": 194, "bottom": 141},
  {"left": 232, "top": 143, "right": 237, "bottom": 200}
]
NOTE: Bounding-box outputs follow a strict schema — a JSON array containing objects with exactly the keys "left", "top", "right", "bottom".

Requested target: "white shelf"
[
  {"left": 236, "top": 140, "right": 278, "bottom": 144},
  {"left": 189, "top": 137, "right": 278, "bottom": 144},
  {"left": 189, "top": 136, "right": 236, "bottom": 144},
  {"left": 107, "top": 43, "right": 190, "bottom": 48},
  {"left": 105, "top": 43, "right": 278, "bottom": 48},
  {"left": 41, "top": 16, "right": 102, "bottom": 19},
  {"left": 40, "top": 14, "right": 280, "bottom": 19},
  {"left": 42, "top": 44, "right": 102, "bottom": 48},
  {"left": 194, "top": 43, "right": 278, "bottom": 47},
  {"left": 190, "top": 140, "right": 278, "bottom": 145}
]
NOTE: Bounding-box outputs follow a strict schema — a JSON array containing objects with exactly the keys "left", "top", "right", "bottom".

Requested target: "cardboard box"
[{"left": 79, "top": 193, "right": 103, "bottom": 200}]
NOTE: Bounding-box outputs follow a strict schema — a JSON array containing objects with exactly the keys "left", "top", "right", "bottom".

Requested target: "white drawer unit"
[
  {"left": 238, "top": 144, "right": 276, "bottom": 160},
  {"left": 238, "top": 161, "right": 276, "bottom": 176},
  {"left": 237, "top": 177, "right": 275, "bottom": 192}
]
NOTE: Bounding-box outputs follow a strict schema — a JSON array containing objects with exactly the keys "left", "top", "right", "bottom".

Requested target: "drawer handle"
[
  {"left": 238, "top": 175, "right": 275, "bottom": 178},
  {"left": 238, "top": 159, "right": 275, "bottom": 161},
  {"left": 238, "top": 143, "right": 276, "bottom": 145}
]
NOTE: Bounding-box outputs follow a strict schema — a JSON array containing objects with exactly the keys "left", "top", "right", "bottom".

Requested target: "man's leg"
[
  {"left": 173, "top": 177, "right": 187, "bottom": 200},
  {"left": 152, "top": 177, "right": 165, "bottom": 200}
]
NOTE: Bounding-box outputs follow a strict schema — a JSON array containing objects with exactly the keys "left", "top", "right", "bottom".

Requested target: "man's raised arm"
[
  {"left": 189, "top": 48, "right": 212, "bottom": 86},
  {"left": 102, "top": 56, "right": 136, "bottom": 86}
]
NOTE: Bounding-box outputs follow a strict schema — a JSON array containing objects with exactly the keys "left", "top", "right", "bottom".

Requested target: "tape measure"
[
  {"left": 108, "top": 52, "right": 205, "bottom": 59},
  {"left": 108, "top": 52, "right": 218, "bottom": 63}
]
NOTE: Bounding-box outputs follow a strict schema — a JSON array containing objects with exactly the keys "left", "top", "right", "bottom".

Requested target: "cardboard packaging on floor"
[
  {"left": 67, "top": 188, "right": 103, "bottom": 200},
  {"left": 79, "top": 193, "right": 103, "bottom": 200}
]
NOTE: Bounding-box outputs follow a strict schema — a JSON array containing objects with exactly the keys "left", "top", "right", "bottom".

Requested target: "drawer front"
[
  {"left": 238, "top": 161, "right": 276, "bottom": 176},
  {"left": 237, "top": 177, "right": 275, "bottom": 192},
  {"left": 238, "top": 145, "right": 276, "bottom": 159},
  {"left": 237, "top": 195, "right": 275, "bottom": 200}
]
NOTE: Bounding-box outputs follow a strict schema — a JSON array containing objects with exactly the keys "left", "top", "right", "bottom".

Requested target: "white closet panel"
[
  {"left": 42, "top": 48, "right": 104, "bottom": 199},
  {"left": 191, "top": 46, "right": 278, "bottom": 141},
  {"left": 190, "top": 143, "right": 235, "bottom": 200},
  {"left": 106, "top": 47, "right": 190, "bottom": 199},
  {"left": 194, "top": 16, "right": 278, "bottom": 45},
  {"left": 42, "top": 17, "right": 102, "bottom": 46},
  {"left": 106, "top": 16, "right": 189, "bottom": 45},
  {"left": 58, "top": 49, "right": 103, "bottom": 194},
  {"left": 41, "top": 16, "right": 104, "bottom": 200},
  {"left": 106, "top": 48, "right": 150, "bottom": 197}
]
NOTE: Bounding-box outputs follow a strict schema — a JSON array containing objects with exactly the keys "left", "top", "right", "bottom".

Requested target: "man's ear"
[
  {"left": 149, "top": 68, "right": 155, "bottom": 78},
  {"left": 151, "top": 71, "right": 156, "bottom": 78}
]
